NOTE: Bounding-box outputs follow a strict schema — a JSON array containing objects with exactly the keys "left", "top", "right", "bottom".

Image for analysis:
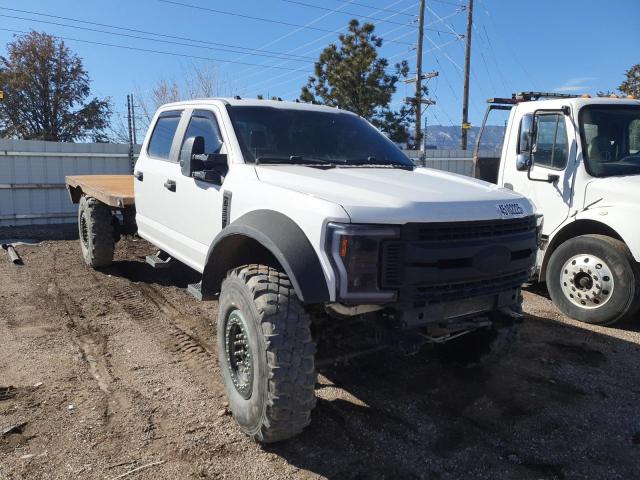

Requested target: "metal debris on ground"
[
  {"left": 2, "top": 422, "right": 27, "bottom": 437},
  {"left": 0, "top": 239, "right": 40, "bottom": 265},
  {"left": 1, "top": 244, "right": 23, "bottom": 265}
]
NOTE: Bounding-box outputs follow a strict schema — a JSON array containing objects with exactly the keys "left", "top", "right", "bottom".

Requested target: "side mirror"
[
  {"left": 516, "top": 154, "right": 531, "bottom": 171},
  {"left": 193, "top": 169, "right": 222, "bottom": 184},
  {"left": 180, "top": 136, "right": 205, "bottom": 177}
]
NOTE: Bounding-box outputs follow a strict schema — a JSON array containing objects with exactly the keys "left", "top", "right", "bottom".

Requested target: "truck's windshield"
[
  {"left": 226, "top": 105, "right": 413, "bottom": 167},
  {"left": 579, "top": 105, "right": 640, "bottom": 177}
]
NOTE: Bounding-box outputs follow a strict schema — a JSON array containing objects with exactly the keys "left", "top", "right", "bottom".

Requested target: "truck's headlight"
[
  {"left": 326, "top": 223, "right": 399, "bottom": 303},
  {"left": 536, "top": 214, "right": 544, "bottom": 247}
]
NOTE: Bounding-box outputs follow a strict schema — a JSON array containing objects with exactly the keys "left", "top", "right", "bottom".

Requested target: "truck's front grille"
[
  {"left": 413, "top": 216, "right": 537, "bottom": 242},
  {"left": 381, "top": 217, "right": 537, "bottom": 304},
  {"left": 410, "top": 270, "right": 530, "bottom": 303}
]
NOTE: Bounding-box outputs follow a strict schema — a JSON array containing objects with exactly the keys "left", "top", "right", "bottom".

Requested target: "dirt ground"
[{"left": 1, "top": 229, "right": 639, "bottom": 480}]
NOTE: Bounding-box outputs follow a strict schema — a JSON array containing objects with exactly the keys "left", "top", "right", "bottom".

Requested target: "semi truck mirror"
[
  {"left": 180, "top": 136, "right": 205, "bottom": 177},
  {"left": 516, "top": 154, "right": 530, "bottom": 171}
]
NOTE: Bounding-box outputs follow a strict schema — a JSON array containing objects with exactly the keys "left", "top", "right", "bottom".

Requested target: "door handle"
[
  {"left": 164, "top": 179, "right": 176, "bottom": 192},
  {"left": 134, "top": 171, "right": 144, "bottom": 181}
]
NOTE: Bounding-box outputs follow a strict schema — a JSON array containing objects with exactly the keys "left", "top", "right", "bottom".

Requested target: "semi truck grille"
[{"left": 381, "top": 216, "right": 537, "bottom": 304}]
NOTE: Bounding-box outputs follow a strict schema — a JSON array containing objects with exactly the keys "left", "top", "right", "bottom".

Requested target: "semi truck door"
[{"left": 503, "top": 112, "right": 574, "bottom": 236}]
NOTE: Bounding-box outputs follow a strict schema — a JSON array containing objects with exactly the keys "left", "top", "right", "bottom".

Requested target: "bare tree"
[{"left": 131, "top": 63, "right": 233, "bottom": 142}]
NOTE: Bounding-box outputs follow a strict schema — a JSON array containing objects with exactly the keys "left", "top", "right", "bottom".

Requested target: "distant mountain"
[{"left": 423, "top": 125, "right": 506, "bottom": 150}]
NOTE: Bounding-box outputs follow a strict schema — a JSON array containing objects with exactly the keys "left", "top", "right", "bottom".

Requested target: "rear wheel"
[
  {"left": 546, "top": 234, "right": 640, "bottom": 325},
  {"left": 217, "top": 265, "right": 317, "bottom": 443},
  {"left": 78, "top": 195, "right": 115, "bottom": 268}
]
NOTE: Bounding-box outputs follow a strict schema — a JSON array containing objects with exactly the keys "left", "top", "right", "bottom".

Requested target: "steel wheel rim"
[
  {"left": 224, "top": 309, "right": 254, "bottom": 399},
  {"left": 560, "top": 254, "right": 614, "bottom": 309}
]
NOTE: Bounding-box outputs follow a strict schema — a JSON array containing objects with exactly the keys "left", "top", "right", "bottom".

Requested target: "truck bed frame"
[{"left": 66, "top": 175, "right": 135, "bottom": 209}]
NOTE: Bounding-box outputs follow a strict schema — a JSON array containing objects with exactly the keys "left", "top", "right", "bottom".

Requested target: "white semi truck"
[
  {"left": 66, "top": 98, "right": 540, "bottom": 442},
  {"left": 473, "top": 92, "right": 640, "bottom": 325}
]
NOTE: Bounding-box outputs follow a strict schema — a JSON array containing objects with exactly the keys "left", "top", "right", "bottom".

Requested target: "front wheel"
[
  {"left": 546, "top": 234, "right": 640, "bottom": 325},
  {"left": 217, "top": 265, "right": 317, "bottom": 443}
]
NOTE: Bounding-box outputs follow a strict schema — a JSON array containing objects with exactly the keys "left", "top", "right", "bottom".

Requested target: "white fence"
[
  {"left": 0, "top": 139, "right": 139, "bottom": 227},
  {"left": 0, "top": 141, "right": 497, "bottom": 227}
]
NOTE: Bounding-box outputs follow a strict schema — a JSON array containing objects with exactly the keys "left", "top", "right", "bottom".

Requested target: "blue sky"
[{"left": 0, "top": 0, "right": 638, "bottom": 134}]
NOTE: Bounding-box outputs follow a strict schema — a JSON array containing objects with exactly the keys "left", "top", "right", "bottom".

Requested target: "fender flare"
[{"left": 201, "top": 210, "right": 330, "bottom": 303}]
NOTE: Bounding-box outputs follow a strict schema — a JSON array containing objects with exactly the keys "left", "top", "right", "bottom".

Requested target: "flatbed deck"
[{"left": 66, "top": 175, "right": 135, "bottom": 208}]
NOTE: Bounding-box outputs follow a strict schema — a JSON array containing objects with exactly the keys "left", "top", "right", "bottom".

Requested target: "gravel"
[{"left": 1, "top": 234, "right": 639, "bottom": 479}]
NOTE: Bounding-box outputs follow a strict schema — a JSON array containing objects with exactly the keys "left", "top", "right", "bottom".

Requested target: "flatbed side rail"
[{"left": 65, "top": 175, "right": 135, "bottom": 209}]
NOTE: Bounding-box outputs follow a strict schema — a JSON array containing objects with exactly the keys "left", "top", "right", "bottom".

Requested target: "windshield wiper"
[
  {"left": 339, "top": 158, "right": 414, "bottom": 170},
  {"left": 255, "top": 155, "right": 336, "bottom": 168}
]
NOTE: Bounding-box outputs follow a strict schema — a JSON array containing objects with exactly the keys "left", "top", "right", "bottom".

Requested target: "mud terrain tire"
[
  {"left": 78, "top": 195, "right": 115, "bottom": 268},
  {"left": 217, "top": 264, "right": 317, "bottom": 443}
]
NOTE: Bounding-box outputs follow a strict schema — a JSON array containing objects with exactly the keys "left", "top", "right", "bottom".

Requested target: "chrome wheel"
[
  {"left": 560, "top": 254, "right": 614, "bottom": 309},
  {"left": 224, "top": 309, "right": 254, "bottom": 399}
]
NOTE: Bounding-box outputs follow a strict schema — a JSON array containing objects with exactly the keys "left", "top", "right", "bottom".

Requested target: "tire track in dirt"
[
  {"left": 47, "top": 275, "right": 130, "bottom": 425},
  {"left": 106, "top": 279, "right": 218, "bottom": 377}
]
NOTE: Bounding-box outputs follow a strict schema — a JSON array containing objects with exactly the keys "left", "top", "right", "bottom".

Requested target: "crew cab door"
[
  {"left": 134, "top": 109, "right": 187, "bottom": 261},
  {"left": 134, "top": 108, "right": 227, "bottom": 271},
  {"left": 500, "top": 111, "right": 575, "bottom": 236},
  {"left": 168, "top": 108, "right": 228, "bottom": 269}
]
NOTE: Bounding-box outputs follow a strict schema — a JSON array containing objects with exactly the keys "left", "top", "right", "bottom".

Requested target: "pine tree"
[
  {"left": 300, "top": 20, "right": 413, "bottom": 145},
  {"left": 619, "top": 64, "right": 640, "bottom": 98}
]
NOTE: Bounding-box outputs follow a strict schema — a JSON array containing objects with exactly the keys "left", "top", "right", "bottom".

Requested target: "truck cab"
[{"left": 476, "top": 92, "right": 640, "bottom": 325}]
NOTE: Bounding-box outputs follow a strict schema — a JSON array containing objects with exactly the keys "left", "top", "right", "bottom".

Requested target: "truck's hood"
[
  {"left": 584, "top": 175, "right": 640, "bottom": 207},
  {"left": 255, "top": 166, "right": 534, "bottom": 223}
]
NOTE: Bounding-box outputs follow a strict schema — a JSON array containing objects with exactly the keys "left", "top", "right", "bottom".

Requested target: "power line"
[
  {"left": 321, "top": 0, "right": 417, "bottom": 17},
  {"left": 0, "top": 12, "right": 315, "bottom": 63},
  {"left": 228, "top": 0, "right": 357, "bottom": 68},
  {"left": 0, "top": 7, "right": 315, "bottom": 61},
  {"left": 388, "top": 5, "right": 464, "bottom": 44},
  {"left": 157, "top": 0, "right": 419, "bottom": 45},
  {"left": 477, "top": 0, "right": 537, "bottom": 87},
  {"left": 281, "top": 0, "right": 417, "bottom": 27},
  {"left": 281, "top": 0, "right": 465, "bottom": 34},
  {"left": 0, "top": 28, "right": 309, "bottom": 72},
  {"left": 431, "top": 90, "right": 457, "bottom": 125},
  {"left": 432, "top": 0, "right": 466, "bottom": 7},
  {"left": 234, "top": 0, "right": 415, "bottom": 95},
  {"left": 478, "top": 23, "right": 510, "bottom": 92}
]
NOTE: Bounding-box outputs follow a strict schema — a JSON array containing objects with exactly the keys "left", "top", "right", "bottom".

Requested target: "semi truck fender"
[
  {"left": 540, "top": 211, "right": 637, "bottom": 280},
  {"left": 573, "top": 206, "right": 640, "bottom": 261},
  {"left": 200, "top": 210, "right": 330, "bottom": 303}
]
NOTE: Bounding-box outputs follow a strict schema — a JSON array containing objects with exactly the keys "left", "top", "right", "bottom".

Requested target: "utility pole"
[
  {"left": 126, "top": 94, "right": 134, "bottom": 173},
  {"left": 414, "top": 0, "right": 425, "bottom": 150},
  {"left": 405, "top": 72, "right": 438, "bottom": 151},
  {"left": 130, "top": 93, "right": 137, "bottom": 145},
  {"left": 460, "top": 0, "right": 473, "bottom": 150}
]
